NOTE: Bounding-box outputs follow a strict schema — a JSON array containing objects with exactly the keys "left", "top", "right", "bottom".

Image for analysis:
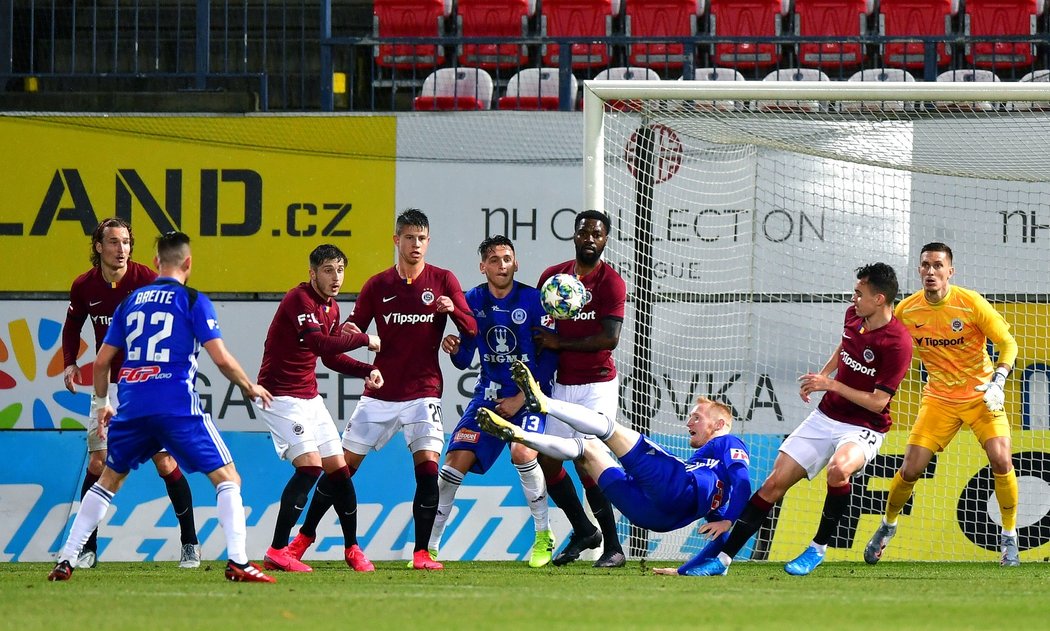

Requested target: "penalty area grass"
[{"left": 5, "top": 560, "right": 1049, "bottom": 631}]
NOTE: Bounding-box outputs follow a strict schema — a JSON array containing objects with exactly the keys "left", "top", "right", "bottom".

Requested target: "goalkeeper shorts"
[{"left": 908, "top": 395, "right": 1011, "bottom": 452}]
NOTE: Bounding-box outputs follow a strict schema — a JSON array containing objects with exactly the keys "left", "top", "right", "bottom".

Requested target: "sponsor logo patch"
[
  {"left": 730, "top": 448, "right": 750, "bottom": 465},
  {"left": 454, "top": 429, "right": 481, "bottom": 444}
]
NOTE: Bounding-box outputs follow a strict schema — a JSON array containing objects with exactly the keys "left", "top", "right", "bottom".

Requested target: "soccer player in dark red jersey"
[
  {"left": 61, "top": 217, "right": 199, "bottom": 569},
  {"left": 532, "top": 209, "right": 629, "bottom": 568},
  {"left": 292, "top": 209, "right": 477, "bottom": 570},
  {"left": 255, "top": 244, "right": 383, "bottom": 573},
  {"left": 681, "top": 263, "right": 913, "bottom": 577}
]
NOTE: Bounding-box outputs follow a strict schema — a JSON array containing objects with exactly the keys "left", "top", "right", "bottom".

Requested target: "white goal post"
[{"left": 582, "top": 80, "right": 1050, "bottom": 563}]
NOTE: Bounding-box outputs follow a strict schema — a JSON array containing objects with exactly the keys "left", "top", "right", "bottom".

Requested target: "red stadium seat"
[
  {"left": 708, "top": 0, "right": 791, "bottom": 70},
  {"left": 795, "top": 0, "right": 874, "bottom": 70},
  {"left": 964, "top": 0, "right": 1046, "bottom": 70},
  {"left": 878, "top": 0, "right": 959, "bottom": 70},
  {"left": 413, "top": 67, "right": 494, "bottom": 110},
  {"left": 497, "top": 67, "right": 578, "bottom": 110},
  {"left": 625, "top": 0, "right": 706, "bottom": 71},
  {"left": 374, "top": 0, "right": 452, "bottom": 71},
  {"left": 457, "top": 0, "right": 536, "bottom": 70},
  {"left": 540, "top": 0, "right": 620, "bottom": 69}
]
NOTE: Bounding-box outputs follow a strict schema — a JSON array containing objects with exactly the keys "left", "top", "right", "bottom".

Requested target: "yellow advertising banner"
[{"left": 0, "top": 116, "right": 397, "bottom": 293}]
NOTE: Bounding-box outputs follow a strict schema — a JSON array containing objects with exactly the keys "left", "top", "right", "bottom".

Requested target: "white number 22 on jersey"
[{"left": 124, "top": 311, "right": 174, "bottom": 362}]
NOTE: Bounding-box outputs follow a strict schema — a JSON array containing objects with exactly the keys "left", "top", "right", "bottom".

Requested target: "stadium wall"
[{"left": 1, "top": 114, "right": 1049, "bottom": 562}]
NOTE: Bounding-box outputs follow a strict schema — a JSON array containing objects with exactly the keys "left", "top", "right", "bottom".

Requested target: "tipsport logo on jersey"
[{"left": 0, "top": 315, "right": 90, "bottom": 430}]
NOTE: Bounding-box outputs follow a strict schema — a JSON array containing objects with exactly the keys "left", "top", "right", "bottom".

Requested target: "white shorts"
[
  {"left": 780, "top": 408, "right": 885, "bottom": 480},
  {"left": 546, "top": 377, "right": 619, "bottom": 439},
  {"left": 255, "top": 395, "right": 342, "bottom": 462},
  {"left": 87, "top": 383, "right": 119, "bottom": 452},
  {"left": 341, "top": 396, "right": 444, "bottom": 455}
]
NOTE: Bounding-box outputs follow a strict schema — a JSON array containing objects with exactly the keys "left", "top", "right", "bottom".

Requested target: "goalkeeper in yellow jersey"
[{"left": 864, "top": 242, "right": 1020, "bottom": 567}]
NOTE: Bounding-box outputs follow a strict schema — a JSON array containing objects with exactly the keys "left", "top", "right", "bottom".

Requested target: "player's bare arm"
[
  {"left": 441, "top": 334, "right": 460, "bottom": 354},
  {"left": 799, "top": 372, "right": 892, "bottom": 413},
  {"left": 533, "top": 318, "right": 622, "bottom": 352},
  {"left": 203, "top": 338, "right": 273, "bottom": 408},
  {"left": 698, "top": 519, "right": 732, "bottom": 540}
]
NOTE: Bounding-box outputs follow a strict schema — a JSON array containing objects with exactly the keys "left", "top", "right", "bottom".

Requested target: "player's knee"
[
  {"left": 87, "top": 451, "right": 106, "bottom": 475},
  {"left": 151, "top": 452, "right": 178, "bottom": 476},
  {"left": 825, "top": 464, "right": 850, "bottom": 487}
]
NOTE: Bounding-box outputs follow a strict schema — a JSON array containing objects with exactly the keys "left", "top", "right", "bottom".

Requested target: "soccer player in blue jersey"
[
  {"left": 48, "top": 232, "right": 276, "bottom": 583},
  {"left": 428, "top": 236, "right": 559, "bottom": 567},
  {"left": 478, "top": 361, "right": 751, "bottom": 573}
]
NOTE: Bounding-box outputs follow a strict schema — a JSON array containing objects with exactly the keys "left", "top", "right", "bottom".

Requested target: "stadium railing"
[{"left": 4, "top": 0, "right": 1050, "bottom": 112}]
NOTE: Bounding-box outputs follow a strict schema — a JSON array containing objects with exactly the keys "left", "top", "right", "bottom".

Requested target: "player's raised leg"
[{"left": 511, "top": 361, "right": 616, "bottom": 441}]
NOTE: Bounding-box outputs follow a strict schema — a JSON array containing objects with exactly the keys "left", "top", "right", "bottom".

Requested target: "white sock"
[
  {"left": 547, "top": 399, "right": 616, "bottom": 441},
  {"left": 811, "top": 542, "right": 828, "bottom": 554},
  {"left": 717, "top": 551, "right": 733, "bottom": 566},
  {"left": 216, "top": 481, "right": 248, "bottom": 565},
  {"left": 520, "top": 432, "right": 585, "bottom": 461},
  {"left": 1003, "top": 529, "right": 1017, "bottom": 537},
  {"left": 514, "top": 459, "right": 549, "bottom": 532},
  {"left": 60, "top": 484, "right": 113, "bottom": 563},
  {"left": 430, "top": 465, "right": 463, "bottom": 551}
]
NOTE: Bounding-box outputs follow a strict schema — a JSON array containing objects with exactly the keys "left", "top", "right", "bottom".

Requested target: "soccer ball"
[{"left": 540, "top": 274, "right": 586, "bottom": 320}]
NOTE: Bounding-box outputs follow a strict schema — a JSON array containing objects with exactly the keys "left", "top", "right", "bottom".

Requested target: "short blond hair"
[{"left": 696, "top": 396, "right": 733, "bottom": 431}]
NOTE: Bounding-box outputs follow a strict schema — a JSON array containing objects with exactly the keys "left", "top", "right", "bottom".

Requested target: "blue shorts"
[
  {"left": 105, "top": 413, "right": 233, "bottom": 475},
  {"left": 597, "top": 436, "right": 705, "bottom": 532},
  {"left": 447, "top": 398, "right": 546, "bottom": 475}
]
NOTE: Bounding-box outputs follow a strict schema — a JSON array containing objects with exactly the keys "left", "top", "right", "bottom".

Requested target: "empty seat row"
[
  {"left": 410, "top": 63, "right": 1050, "bottom": 111},
  {"left": 375, "top": 0, "right": 1048, "bottom": 73}
]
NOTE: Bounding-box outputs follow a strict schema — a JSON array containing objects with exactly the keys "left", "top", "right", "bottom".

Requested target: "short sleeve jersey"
[
  {"left": 350, "top": 265, "right": 476, "bottom": 401},
  {"left": 258, "top": 282, "right": 345, "bottom": 399},
  {"left": 452, "top": 281, "right": 558, "bottom": 401},
  {"left": 63, "top": 261, "right": 158, "bottom": 383},
  {"left": 538, "top": 260, "right": 626, "bottom": 386},
  {"left": 895, "top": 285, "right": 1014, "bottom": 403},
  {"left": 818, "top": 305, "right": 913, "bottom": 433},
  {"left": 103, "top": 278, "right": 222, "bottom": 420}
]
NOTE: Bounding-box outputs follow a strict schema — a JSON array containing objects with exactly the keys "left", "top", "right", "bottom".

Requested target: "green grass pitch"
[{"left": 6, "top": 561, "right": 1049, "bottom": 630}]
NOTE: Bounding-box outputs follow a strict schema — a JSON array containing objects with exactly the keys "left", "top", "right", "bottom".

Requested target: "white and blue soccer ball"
[{"left": 540, "top": 273, "right": 586, "bottom": 320}]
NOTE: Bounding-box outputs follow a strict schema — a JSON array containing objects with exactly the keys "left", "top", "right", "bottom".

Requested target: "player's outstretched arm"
[
  {"left": 533, "top": 318, "right": 622, "bottom": 353},
  {"left": 203, "top": 338, "right": 273, "bottom": 408}
]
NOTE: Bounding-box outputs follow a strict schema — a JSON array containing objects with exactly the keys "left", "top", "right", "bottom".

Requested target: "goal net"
[{"left": 583, "top": 81, "right": 1050, "bottom": 563}]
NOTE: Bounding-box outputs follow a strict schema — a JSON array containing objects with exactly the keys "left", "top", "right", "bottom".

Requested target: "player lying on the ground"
[{"left": 477, "top": 360, "right": 751, "bottom": 573}]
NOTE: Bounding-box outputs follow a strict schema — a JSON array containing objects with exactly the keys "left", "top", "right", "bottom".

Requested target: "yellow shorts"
[{"left": 908, "top": 395, "right": 1011, "bottom": 452}]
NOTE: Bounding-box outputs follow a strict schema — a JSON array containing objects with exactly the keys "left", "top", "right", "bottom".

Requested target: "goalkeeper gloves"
[{"left": 975, "top": 368, "right": 1009, "bottom": 412}]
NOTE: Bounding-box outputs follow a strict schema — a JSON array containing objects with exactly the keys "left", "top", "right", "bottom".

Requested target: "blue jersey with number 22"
[{"left": 103, "top": 277, "right": 222, "bottom": 421}]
